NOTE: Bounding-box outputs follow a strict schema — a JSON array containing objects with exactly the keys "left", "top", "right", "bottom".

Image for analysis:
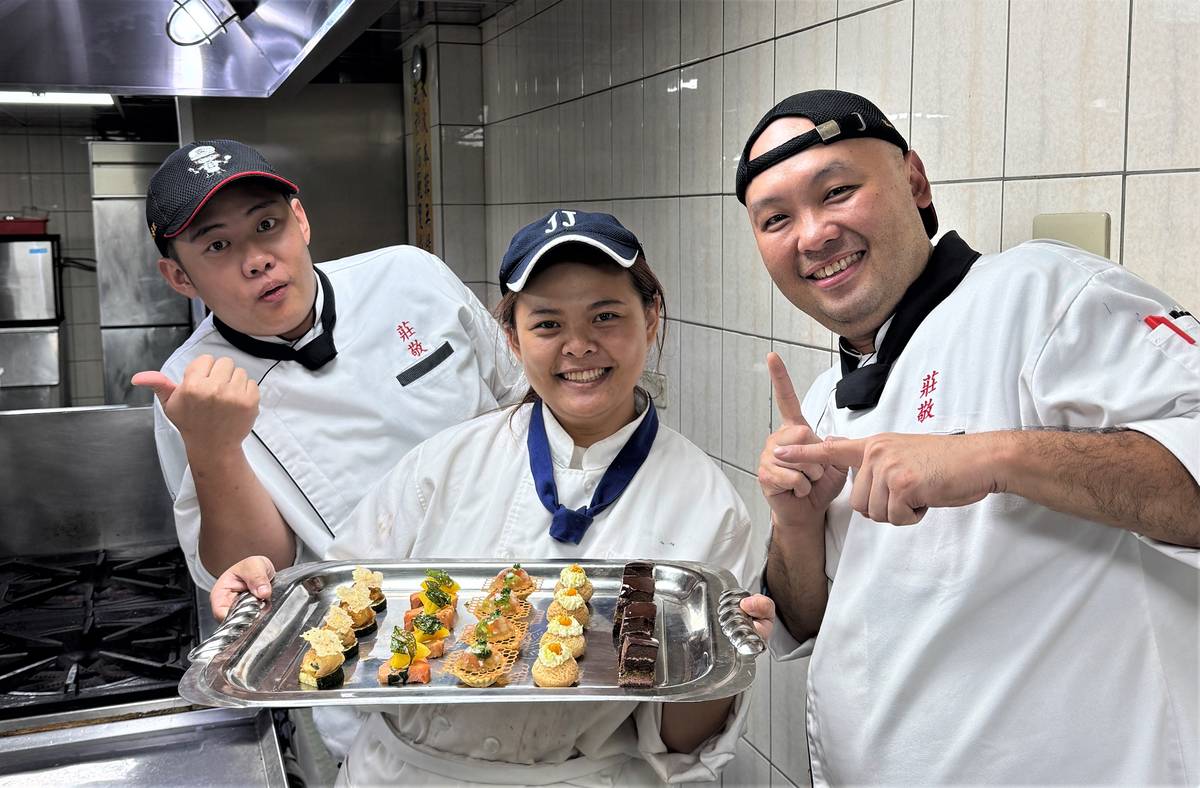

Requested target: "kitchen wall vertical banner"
[{"left": 411, "top": 45, "right": 434, "bottom": 254}]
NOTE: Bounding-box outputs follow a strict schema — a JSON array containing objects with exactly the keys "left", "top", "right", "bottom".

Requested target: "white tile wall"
[
  {"left": 555, "top": 0, "right": 585, "bottom": 101},
  {"left": 558, "top": 98, "right": 586, "bottom": 201},
  {"left": 722, "top": 41, "right": 776, "bottom": 192},
  {"left": 439, "top": 45, "right": 484, "bottom": 125},
  {"left": 910, "top": 0, "right": 1007, "bottom": 180},
  {"left": 625, "top": 197, "right": 681, "bottom": 316},
  {"left": 455, "top": 1, "right": 1200, "bottom": 782},
  {"left": 1001, "top": 175, "right": 1123, "bottom": 258},
  {"left": 776, "top": 0, "right": 836, "bottom": 35},
  {"left": 724, "top": 0, "right": 776, "bottom": 52},
  {"left": 655, "top": 317, "right": 682, "bottom": 431},
  {"left": 678, "top": 196, "right": 723, "bottom": 324},
  {"left": 1126, "top": 0, "right": 1200, "bottom": 171},
  {"left": 643, "top": 70, "right": 681, "bottom": 196},
  {"left": 1005, "top": 0, "right": 1129, "bottom": 177},
  {"left": 643, "top": 0, "right": 681, "bottom": 74},
  {"left": 774, "top": 23, "right": 836, "bottom": 102},
  {"left": 581, "top": 0, "right": 613, "bottom": 94},
  {"left": 680, "top": 57, "right": 724, "bottom": 194},
  {"left": 611, "top": 81, "right": 645, "bottom": 197},
  {"left": 582, "top": 91, "right": 614, "bottom": 198},
  {"left": 679, "top": 322, "right": 723, "bottom": 456},
  {"left": 835, "top": 0, "right": 913, "bottom": 138},
  {"left": 611, "top": 0, "right": 645, "bottom": 85},
  {"left": 681, "top": 0, "right": 723, "bottom": 64},
  {"left": 722, "top": 195, "right": 774, "bottom": 335},
  {"left": 1123, "top": 172, "right": 1200, "bottom": 311},
  {"left": 722, "top": 332, "right": 772, "bottom": 472},
  {"left": 930, "top": 180, "right": 1004, "bottom": 256}
]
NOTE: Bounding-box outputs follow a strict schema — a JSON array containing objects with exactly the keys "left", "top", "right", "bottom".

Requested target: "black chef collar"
[
  {"left": 835, "top": 231, "right": 980, "bottom": 410},
  {"left": 213, "top": 266, "right": 338, "bottom": 371}
]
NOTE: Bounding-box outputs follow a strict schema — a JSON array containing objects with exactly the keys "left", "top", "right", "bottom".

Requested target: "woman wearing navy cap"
[{"left": 212, "top": 210, "right": 763, "bottom": 786}]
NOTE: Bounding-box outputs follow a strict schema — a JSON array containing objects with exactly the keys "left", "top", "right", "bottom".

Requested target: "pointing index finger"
[
  {"left": 768, "top": 352, "right": 807, "bottom": 428},
  {"left": 775, "top": 436, "right": 867, "bottom": 470}
]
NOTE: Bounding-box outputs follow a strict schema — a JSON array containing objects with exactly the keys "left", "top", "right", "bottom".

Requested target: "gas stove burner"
[
  {"left": 0, "top": 546, "right": 198, "bottom": 718},
  {"left": 0, "top": 547, "right": 191, "bottom": 612}
]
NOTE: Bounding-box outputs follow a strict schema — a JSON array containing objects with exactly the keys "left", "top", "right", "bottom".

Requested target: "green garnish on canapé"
[
  {"left": 425, "top": 568, "right": 454, "bottom": 588},
  {"left": 468, "top": 638, "right": 492, "bottom": 659},
  {"left": 413, "top": 613, "right": 443, "bottom": 635},
  {"left": 424, "top": 586, "right": 452, "bottom": 609},
  {"left": 390, "top": 626, "right": 417, "bottom": 657}
]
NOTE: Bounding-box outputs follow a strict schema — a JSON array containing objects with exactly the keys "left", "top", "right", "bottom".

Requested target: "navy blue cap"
[{"left": 499, "top": 209, "right": 643, "bottom": 293}]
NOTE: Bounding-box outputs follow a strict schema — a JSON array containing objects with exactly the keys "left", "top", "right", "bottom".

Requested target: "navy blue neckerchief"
[
  {"left": 213, "top": 267, "right": 338, "bottom": 371},
  {"left": 835, "top": 231, "right": 980, "bottom": 410},
  {"left": 527, "top": 397, "right": 659, "bottom": 545}
]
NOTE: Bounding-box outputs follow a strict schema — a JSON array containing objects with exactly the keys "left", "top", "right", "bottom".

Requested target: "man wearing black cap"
[
  {"left": 132, "top": 139, "right": 520, "bottom": 612},
  {"left": 735, "top": 91, "right": 1199, "bottom": 783}
]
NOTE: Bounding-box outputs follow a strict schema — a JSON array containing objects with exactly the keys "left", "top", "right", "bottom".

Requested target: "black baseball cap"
[
  {"left": 146, "top": 140, "right": 299, "bottom": 255},
  {"left": 735, "top": 89, "right": 937, "bottom": 237},
  {"left": 499, "top": 209, "right": 643, "bottom": 293}
]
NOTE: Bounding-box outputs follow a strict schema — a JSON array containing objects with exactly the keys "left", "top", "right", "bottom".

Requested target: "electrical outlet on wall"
[
  {"left": 641, "top": 370, "right": 668, "bottom": 408},
  {"left": 1032, "top": 212, "right": 1110, "bottom": 258}
]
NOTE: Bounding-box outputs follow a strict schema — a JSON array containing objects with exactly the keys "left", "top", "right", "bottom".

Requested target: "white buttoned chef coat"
[
  {"left": 326, "top": 399, "right": 765, "bottom": 787},
  {"left": 771, "top": 240, "right": 1200, "bottom": 784},
  {"left": 152, "top": 245, "right": 523, "bottom": 590}
]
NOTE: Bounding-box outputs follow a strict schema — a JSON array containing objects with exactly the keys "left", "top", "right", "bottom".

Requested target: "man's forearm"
[
  {"left": 765, "top": 513, "right": 829, "bottom": 644},
  {"left": 661, "top": 697, "right": 734, "bottom": 753},
  {"left": 995, "top": 428, "right": 1200, "bottom": 548},
  {"left": 189, "top": 446, "right": 297, "bottom": 578}
]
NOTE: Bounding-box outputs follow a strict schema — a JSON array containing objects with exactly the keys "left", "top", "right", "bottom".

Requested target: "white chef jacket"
[
  {"left": 327, "top": 399, "right": 765, "bottom": 786},
  {"left": 770, "top": 240, "right": 1200, "bottom": 784},
  {"left": 151, "top": 245, "right": 523, "bottom": 590}
]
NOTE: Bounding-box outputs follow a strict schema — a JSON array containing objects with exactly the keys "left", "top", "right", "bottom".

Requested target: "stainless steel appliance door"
[
  {"left": 0, "top": 238, "right": 57, "bottom": 323},
  {"left": 94, "top": 199, "right": 190, "bottom": 326},
  {"left": 0, "top": 326, "right": 59, "bottom": 387},
  {"left": 101, "top": 325, "right": 191, "bottom": 406}
]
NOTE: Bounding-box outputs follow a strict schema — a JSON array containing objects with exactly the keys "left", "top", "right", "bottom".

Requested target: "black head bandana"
[
  {"left": 836, "top": 232, "right": 980, "bottom": 410},
  {"left": 213, "top": 266, "right": 338, "bottom": 371}
]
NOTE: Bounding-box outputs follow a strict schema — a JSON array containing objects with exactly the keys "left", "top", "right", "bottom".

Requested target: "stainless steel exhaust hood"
[{"left": 0, "top": 0, "right": 397, "bottom": 98}]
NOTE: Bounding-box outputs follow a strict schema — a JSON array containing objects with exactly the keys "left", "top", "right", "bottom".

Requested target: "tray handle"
[
  {"left": 717, "top": 589, "right": 766, "bottom": 658},
  {"left": 187, "top": 591, "right": 264, "bottom": 662}
]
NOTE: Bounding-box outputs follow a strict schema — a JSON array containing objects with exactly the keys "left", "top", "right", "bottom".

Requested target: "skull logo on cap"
[{"left": 187, "top": 145, "right": 231, "bottom": 177}]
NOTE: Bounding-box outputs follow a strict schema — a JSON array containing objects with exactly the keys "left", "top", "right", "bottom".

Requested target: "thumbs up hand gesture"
[
  {"left": 132, "top": 355, "right": 260, "bottom": 454},
  {"left": 757, "top": 352, "right": 848, "bottom": 526}
]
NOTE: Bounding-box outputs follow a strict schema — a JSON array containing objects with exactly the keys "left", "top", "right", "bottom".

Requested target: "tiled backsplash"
[
  {"left": 0, "top": 113, "right": 105, "bottom": 405},
  {"left": 415, "top": 1, "right": 1200, "bottom": 784}
]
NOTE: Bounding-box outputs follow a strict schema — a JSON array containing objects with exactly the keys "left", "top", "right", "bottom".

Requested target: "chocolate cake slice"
[
  {"left": 618, "top": 634, "right": 659, "bottom": 687},
  {"left": 613, "top": 600, "right": 657, "bottom": 647},
  {"left": 622, "top": 561, "right": 655, "bottom": 589}
]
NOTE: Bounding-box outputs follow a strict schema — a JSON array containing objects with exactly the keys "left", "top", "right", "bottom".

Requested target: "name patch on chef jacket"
[{"left": 396, "top": 340, "right": 454, "bottom": 385}]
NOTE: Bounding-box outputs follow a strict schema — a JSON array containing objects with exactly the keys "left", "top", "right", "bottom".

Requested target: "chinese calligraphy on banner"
[{"left": 413, "top": 77, "right": 434, "bottom": 253}]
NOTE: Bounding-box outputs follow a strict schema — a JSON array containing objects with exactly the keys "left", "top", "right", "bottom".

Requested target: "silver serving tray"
[{"left": 180, "top": 559, "right": 763, "bottom": 707}]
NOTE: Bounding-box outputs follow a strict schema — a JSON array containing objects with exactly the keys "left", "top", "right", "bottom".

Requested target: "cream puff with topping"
[
  {"left": 531, "top": 640, "right": 580, "bottom": 687},
  {"left": 546, "top": 586, "right": 590, "bottom": 626},
  {"left": 538, "top": 613, "right": 586, "bottom": 658},
  {"left": 553, "top": 564, "right": 593, "bottom": 602}
]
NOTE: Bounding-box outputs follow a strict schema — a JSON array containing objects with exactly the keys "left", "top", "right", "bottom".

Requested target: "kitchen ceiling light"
[
  {"left": 0, "top": 91, "right": 114, "bottom": 106},
  {"left": 165, "top": 0, "right": 240, "bottom": 46}
]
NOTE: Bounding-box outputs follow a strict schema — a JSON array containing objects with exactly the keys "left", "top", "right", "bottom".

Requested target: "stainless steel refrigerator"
[
  {"left": 90, "top": 142, "right": 191, "bottom": 406},
  {"left": 0, "top": 234, "right": 62, "bottom": 409}
]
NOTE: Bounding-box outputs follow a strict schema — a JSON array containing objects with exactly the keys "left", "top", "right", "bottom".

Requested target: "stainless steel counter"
[{"left": 0, "top": 697, "right": 286, "bottom": 787}]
